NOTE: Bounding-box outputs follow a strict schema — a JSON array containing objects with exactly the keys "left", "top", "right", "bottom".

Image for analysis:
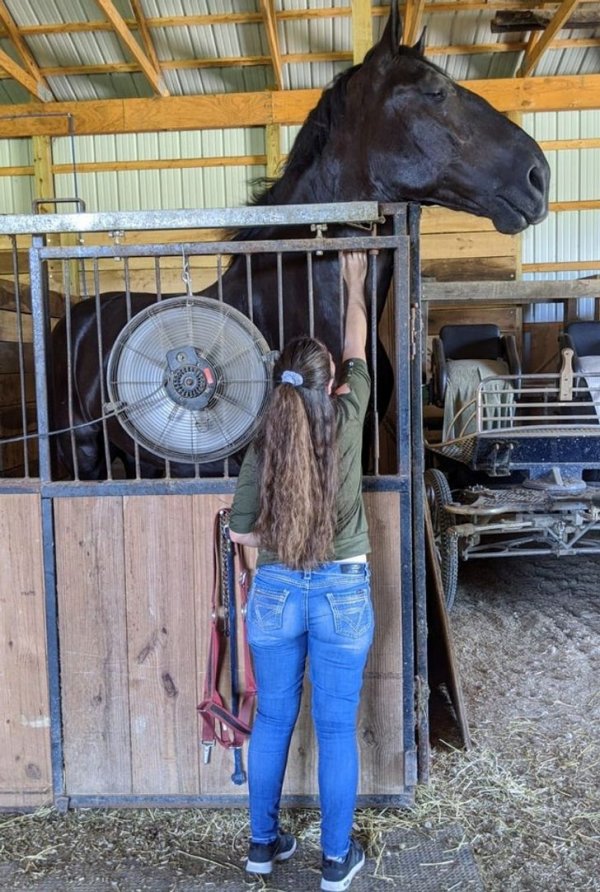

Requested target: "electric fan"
[{"left": 106, "top": 296, "right": 274, "bottom": 463}]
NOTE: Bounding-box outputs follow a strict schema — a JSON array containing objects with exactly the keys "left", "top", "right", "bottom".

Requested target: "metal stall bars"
[{"left": 0, "top": 203, "right": 425, "bottom": 810}]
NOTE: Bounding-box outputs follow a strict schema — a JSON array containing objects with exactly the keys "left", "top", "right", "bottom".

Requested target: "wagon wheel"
[{"left": 424, "top": 468, "right": 459, "bottom": 611}]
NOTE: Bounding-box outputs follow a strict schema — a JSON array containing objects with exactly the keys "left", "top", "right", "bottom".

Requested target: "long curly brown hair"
[{"left": 253, "top": 337, "right": 338, "bottom": 569}]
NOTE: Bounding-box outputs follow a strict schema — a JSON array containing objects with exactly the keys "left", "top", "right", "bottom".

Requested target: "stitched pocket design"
[
  {"left": 249, "top": 585, "right": 290, "bottom": 632},
  {"left": 326, "top": 589, "right": 373, "bottom": 639}
]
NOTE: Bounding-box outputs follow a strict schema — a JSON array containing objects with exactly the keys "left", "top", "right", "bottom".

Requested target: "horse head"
[{"left": 317, "top": 11, "right": 550, "bottom": 234}]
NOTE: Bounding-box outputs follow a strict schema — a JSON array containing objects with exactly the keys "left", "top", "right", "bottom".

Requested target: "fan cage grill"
[{"left": 106, "top": 296, "right": 273, "bottom": 463}]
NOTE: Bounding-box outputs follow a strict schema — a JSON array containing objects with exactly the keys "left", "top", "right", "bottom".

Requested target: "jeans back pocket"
[
  {"left": 326, "top": 588, "right": 374, "bottom": 639},
  {"left": 249, "top": 585, "right": 290, "bottom": 633}
]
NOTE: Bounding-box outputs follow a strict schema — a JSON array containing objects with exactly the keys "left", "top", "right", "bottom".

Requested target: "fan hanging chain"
[{"left": 181, "top": 248, "right": 194, "bottom": 298}]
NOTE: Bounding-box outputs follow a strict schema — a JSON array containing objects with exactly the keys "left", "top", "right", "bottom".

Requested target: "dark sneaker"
[
  {"left": 246, "top": 831, "right": 297, "bottom": 875},
  {"left": 321, "top": 838, "right": 365, "bottom": 891}
]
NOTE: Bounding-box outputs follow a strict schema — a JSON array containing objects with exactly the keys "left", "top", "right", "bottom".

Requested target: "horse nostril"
[{"left": 529, "top": 164, "right": 545, "bottom": 195}]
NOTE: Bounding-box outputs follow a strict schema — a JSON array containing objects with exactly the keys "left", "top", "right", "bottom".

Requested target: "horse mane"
[
  {"left": 250, "top": 62, "right": 361, "bottom": 209},
  {"left": 227, "top": 63, "right": 361, "bottom": 245}
]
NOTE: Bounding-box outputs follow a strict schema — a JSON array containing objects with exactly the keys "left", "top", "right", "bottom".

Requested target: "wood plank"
[
  {"left": 423, "top": 278, "right": 600, "bottom": 304},
  {"left": 421, "top": 230, "right": 517, "bottom": 261},
  {"left": 359, "top": 492, "right": 404, "bottom": 793},
  {"left": 0, "top": 372, "right": 35, "bottom": 407},
  {"left": 351, "top": 0, "right": 373, "bottom": 64},
  {"left": 420, "top": 207, "right": 496, "bottom": 234},
  {"left": 523, "top": 320, "right": 563, "bottom": 373},
  {"left": 124, "top": 494, "right": 200, "bottom": 795},
  {"left": 0, "top": 493, "right": 51, "bottom": 807},
  {"left": 0, "top": 437, "right": 37, "bottom": 477},
  {"left": 0, "top": 402, "right": 36, "bottom": 432},
  {"left": 55, "top": 497, "right": 132, "bottom": 795},
  {"left": 0, "top": 280, "right": 64, "bottom": 318},
  {"left": 1, "top": 73, "right": 599, "bottom": 138},
  {"left": 0, "top": 341, "right": 34, "bottom": 375},
  {"left": 422, "top": 256, "right": 516, "bottom": 282},
  {"left": 0, "top": 309, "right": 33, "bottom": 341}
]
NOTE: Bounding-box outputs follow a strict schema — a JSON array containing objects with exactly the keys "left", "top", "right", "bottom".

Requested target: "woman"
[{"left": 229, "top": 251, "right": 374, "bottom": 892}]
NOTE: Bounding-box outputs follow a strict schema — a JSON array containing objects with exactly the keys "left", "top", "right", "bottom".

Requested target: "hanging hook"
[{"left": 181, "top": 247, "right": 194, "bottom": 298}]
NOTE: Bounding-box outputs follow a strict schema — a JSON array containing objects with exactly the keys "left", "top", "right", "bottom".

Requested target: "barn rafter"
[
  {"left": 0, "top": 0, "right": 53, "bottom": 101},
  {"left": 93, "top": 0, "right": 168, "bottom": 97},
  {"left": 518, "top": 0, "right": 584, "bottom": 75}
]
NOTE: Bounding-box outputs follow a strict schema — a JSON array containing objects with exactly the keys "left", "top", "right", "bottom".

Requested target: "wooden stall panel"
[
  {"left": 0, "top": 494, "right": 51, "bottom": 807},
  {"left": 421, "top": 207, "right": 518, "bottom": 282},
  {"left": 55, "top": 490, "right": 408, "bottom": 802},
  {"left": 124, "top": 495, "right": 200, "bottom": 796},
  {"left": 55, "top": 497, "right": 132, "bottom": 796},
  {"left": 360, "top": 492, "right": 404, "bottom": 794}
]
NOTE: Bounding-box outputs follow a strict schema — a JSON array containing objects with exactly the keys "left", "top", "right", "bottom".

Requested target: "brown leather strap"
[{"left": 198, "top": 509, "right": 256, "bottom": 755}]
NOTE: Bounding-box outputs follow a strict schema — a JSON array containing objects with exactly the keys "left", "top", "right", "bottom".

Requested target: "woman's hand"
[{"left": 342, "top": 251, "right": 368, "bottom": 290}]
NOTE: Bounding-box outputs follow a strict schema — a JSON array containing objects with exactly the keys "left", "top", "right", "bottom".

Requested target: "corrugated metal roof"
[{"left": 2, "top": 0, "right": 599, "bottom": 103}]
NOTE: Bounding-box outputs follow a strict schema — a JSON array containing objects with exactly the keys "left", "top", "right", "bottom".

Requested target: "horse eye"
[{"left": 426, "top": 89, "right": 447, "bottom": 103}]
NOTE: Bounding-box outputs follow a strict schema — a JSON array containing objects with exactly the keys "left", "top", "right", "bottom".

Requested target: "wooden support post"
[
  {"left": 351, "top": 0, "right": 372, "bottom": 64},
  {"left": 265, "top": 123, "right": 282, "bottom": 179},
  {"left": 32, "top": 134, "right": 80, "bottom": 298}
]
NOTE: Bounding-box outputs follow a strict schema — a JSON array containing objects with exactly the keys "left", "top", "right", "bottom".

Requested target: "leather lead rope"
[{"left": 197, "top": 507, "right": 256, "bottom": 784}]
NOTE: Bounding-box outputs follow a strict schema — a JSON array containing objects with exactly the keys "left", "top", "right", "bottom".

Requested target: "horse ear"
[
  {"left": 390, "top": 4, "right": 402, "bottom": 51},
  {"left": 372, "top": 5, "right": 402, "bottom": 56},
  {"left": 413, "top": 27, "right": 427, "bottom": 56}
]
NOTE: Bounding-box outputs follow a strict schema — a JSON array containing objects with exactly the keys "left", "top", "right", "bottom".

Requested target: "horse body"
[{"left": 51, "top": 9, "right": 550, "bottom": 479}]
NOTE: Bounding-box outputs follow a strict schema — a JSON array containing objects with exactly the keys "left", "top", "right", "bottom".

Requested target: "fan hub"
[{"left": 164, "top": 346, "right": 217, "bottom": 410}]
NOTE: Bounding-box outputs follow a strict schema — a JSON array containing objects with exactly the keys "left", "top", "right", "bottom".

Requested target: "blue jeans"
[{"left": 246, "top": 561, "right": 374, "bottom": 860}]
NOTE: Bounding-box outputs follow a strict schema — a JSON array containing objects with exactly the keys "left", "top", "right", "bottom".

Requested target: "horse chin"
[
  {"left": 491, "top": 196, "right": 544, "bottom": 235},
  {"left": 492, "top": 211, "right": 529, "bottom": 235}
]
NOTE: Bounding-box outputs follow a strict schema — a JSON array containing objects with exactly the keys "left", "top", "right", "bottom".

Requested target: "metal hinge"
[{"left": 403, "top": 748, "right": 418, "bottom": 787}]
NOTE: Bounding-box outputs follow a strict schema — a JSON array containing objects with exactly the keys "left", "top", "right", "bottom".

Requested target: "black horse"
[{"left": 51, "top": 7, "right": 549, "bottom": 479}]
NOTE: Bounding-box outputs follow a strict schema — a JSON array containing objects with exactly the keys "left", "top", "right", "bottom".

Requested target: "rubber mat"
[{"left": 0, "top": 824, "right": 484, "bottom": 891}]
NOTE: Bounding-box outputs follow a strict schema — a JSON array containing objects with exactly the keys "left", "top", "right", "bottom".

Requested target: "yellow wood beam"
[
  {"left": 259, "top": 0, "right": 284, "bottom": 90},
  {"left": 0, "top": 73, "right": 600, "bottom": 139},
  {"left": 94, "top": 0, "right": 168, "bottom": 96},
  {"left": 518, "top": 0, "right": 582, "bottom": 77},
  {"left": 130, "top": 0, "right": 164, "bottom": 86},
  {"left": 0, "top": 0, "right": 54, "bottom": 100},
  {"left": 351, "top": 0, "right": 373, "bottom": 64},
  {"left": 265, "top": 123, "right": 282, "bottom": 178},
  {"left": 403, "top": 0, "right": 427, "bottom": 46},
  {"left": 0, "top": 47, "right": 52, "bottom": 101}
]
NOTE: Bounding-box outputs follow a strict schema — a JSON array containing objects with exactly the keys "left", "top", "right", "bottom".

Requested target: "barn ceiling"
[{"left": 0, "top": 1, "right": 599, "bottom": 136}]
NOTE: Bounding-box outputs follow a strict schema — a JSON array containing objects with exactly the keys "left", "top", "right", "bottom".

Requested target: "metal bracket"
[
  {"left": 559, "top": 347, "right": 574, "bottom": 401},
  {"left": 54, "top": 795, "right": 70, "bottom": 815}
]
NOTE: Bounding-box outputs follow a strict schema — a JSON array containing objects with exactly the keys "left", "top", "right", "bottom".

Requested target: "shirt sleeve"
[
  {"left": 229, "top": 445, "right": 260, "bottom": 534},
  {"left": 336, "top": 358, "right": 371, "bottom": 424}
]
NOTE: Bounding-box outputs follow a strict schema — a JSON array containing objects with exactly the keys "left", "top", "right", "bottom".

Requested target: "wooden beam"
[
  {"left": 518, "top": 0, "right": 582, "bottom": 76},
  {"left": 265, "top": 124, "right": 282, "bottom": 178},
  {"left": 0, "top": 0, "right": 54, "bottom": 100},
  {"left": 130, "top": 0, "right": 165, "bottom": 89},
  {"left": 493, "top": 8, "right": 600, "bottom": 31},
  {"left": 0, "top": 73, "right": 599, "bottom": 139},
  {"left": 351, "top": 0, "right": 373, "bottom": 64},
  {"left": 423, "top": 278, "right": 600, "bottom": 303},
  {"left": 0, "top": 47, "right": 52, "bottom": 101},
  {"left": 403, "top": 0, "right": 427, "bottom": 46},
  {"left": 94, "top": 0, "right": 168, "bottom": 97},
  {"left": 259, "top": 0, "right": 284, "bottom": 90}
]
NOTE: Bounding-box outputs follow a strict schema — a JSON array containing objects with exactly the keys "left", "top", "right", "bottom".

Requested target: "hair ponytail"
[{"left": 253, "top": 338, "right": 338, "bottom": 569}]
